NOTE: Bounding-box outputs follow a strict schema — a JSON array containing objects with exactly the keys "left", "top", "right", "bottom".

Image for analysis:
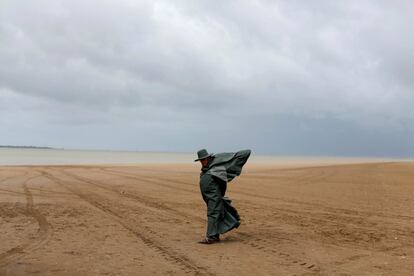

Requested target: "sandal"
[{"left": 198, "top": 236, "right": 220, "bottom": 244}]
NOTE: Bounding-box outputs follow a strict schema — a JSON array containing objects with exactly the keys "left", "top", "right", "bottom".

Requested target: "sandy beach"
[{"left": 1, "top": 161, "right": 413, "bottom": 275}]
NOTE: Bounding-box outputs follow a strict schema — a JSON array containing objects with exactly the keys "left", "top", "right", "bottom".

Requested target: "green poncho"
[
  {"left": 205, "top": 149, "right": 251, "bottom": 183},
  {"left": 199, "top": 149, "right": 251, "bottom": 237}
]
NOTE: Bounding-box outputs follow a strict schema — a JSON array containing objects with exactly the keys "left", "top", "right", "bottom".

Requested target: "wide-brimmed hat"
[{"left": 194, "top": 149, "right": 212, "bottom": 162}]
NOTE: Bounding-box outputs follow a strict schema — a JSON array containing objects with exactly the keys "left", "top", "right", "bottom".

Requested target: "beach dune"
[{"left": 0, "top": 161, "right": 413, "bottom": 275}]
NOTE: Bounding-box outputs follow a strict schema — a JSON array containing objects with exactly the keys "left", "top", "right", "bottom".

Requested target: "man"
[{"left": 195, "top": 148, "right": 251, "bottom": 244}]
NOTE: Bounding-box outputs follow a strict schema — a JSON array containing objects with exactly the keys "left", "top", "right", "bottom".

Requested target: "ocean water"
[
  {"left": 0, "top": 148, "right": 196, "bottom": 165},
  {"left": 0, "top": 148, "right": 399, "bottom": 166}
]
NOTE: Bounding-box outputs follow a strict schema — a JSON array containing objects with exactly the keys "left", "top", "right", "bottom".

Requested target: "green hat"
[{"left": 194, "top": 149, "right": 212, "bottom": 162}]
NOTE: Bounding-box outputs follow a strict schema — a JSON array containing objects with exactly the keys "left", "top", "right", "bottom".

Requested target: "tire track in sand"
[
  {"left": 103, "top": 166, "right": 414, "bottom": 222},
  {"left": 98, "top": 166, "right": 410, "bottom": 272},
  {"left": 62, "top": 168, "right": 320, "bottom": 275},
  {"left": 0, "top": 171, "right": 29, "bottom": 185},
  {"left": 61, "top": 168, "right": 196, "bottom": 222},
  {"left": 99, "top": 167, "right": 355, "bottom": 228},
  {"left": 0, "top": 172, "right": 31, "bottom": 196},
  {"left": 41, "top": 170, "right": 215, "bottom": 276},
  {"left": 0, "top": 176, "right": 53, "bottom": 268},
  {"left": 101, "top": 167, "right": 329, "bottom": 210},
  {"left": 0, "top": 172, "right": 38, "bottom": 196}
]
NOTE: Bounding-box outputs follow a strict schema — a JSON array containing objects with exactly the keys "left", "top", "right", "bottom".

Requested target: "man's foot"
[
  {"left": 198, "top": 236, "right": 220, "bottom": 244},
  {"left": 212, "top": 234, "right": 220, "bottom": 241}
]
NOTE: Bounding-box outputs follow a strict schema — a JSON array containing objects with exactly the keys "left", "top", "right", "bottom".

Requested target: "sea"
[
  {"left": 0, "top": 148, "right": 197, "bottom": 165},
  {"left": 0, "top": 148, "right": 401, "bottom": 166}
]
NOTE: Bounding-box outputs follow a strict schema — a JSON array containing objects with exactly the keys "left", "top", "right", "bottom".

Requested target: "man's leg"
[
  {"left": 199, "top": 175, "right": 224, "bottom": 244},
  {"left": 199, "top": 196, "right": 223, "bottom": 244},
  {"left": 206, "top": 194, "right": 224, "bottom": 238}
]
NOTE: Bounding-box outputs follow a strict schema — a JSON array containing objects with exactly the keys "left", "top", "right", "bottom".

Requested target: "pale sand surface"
[{"left": 1, "top": 161, "right": 413, "bottom": 275}]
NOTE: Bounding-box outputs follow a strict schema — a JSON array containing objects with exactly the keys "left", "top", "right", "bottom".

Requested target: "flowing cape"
[{"left": 206, "top": 149, "right": 251, "bottom": 183}]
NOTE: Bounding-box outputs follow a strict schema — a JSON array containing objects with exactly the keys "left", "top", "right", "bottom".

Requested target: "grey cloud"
[{"left": 0, "top": 0, "right": 413, "bottom": 156}]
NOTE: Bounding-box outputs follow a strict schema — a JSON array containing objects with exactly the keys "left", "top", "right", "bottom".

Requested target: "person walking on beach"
[{"left": 195, "top": 149, "right": 251, "bottom": 244}]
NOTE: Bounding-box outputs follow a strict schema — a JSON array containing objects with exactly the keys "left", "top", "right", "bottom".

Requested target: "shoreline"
[{"left": 0, "top": 147, "right": 412, "bottom": 166}]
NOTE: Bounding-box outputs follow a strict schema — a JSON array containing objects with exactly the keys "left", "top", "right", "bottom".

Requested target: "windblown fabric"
[{"left": 205, "top": 149, "right": 251, "bottom": 182}]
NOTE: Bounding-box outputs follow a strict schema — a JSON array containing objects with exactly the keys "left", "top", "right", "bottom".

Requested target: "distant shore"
[{"left": 0, "top": 145, "right": 56, "bottom": 149}]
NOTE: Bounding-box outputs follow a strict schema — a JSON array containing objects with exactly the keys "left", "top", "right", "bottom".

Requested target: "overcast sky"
[{"left": 1, "top": 0, "right": 413, "bottom": 157}]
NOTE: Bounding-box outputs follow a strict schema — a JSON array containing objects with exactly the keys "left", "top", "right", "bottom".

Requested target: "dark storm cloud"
[{"left": 0, "top": 0, "right": 413, "bottom": 156}]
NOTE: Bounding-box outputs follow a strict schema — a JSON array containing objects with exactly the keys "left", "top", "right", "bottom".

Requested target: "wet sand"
[{"left": 0, "top": 161, "right": 413, "bottom": 275}]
